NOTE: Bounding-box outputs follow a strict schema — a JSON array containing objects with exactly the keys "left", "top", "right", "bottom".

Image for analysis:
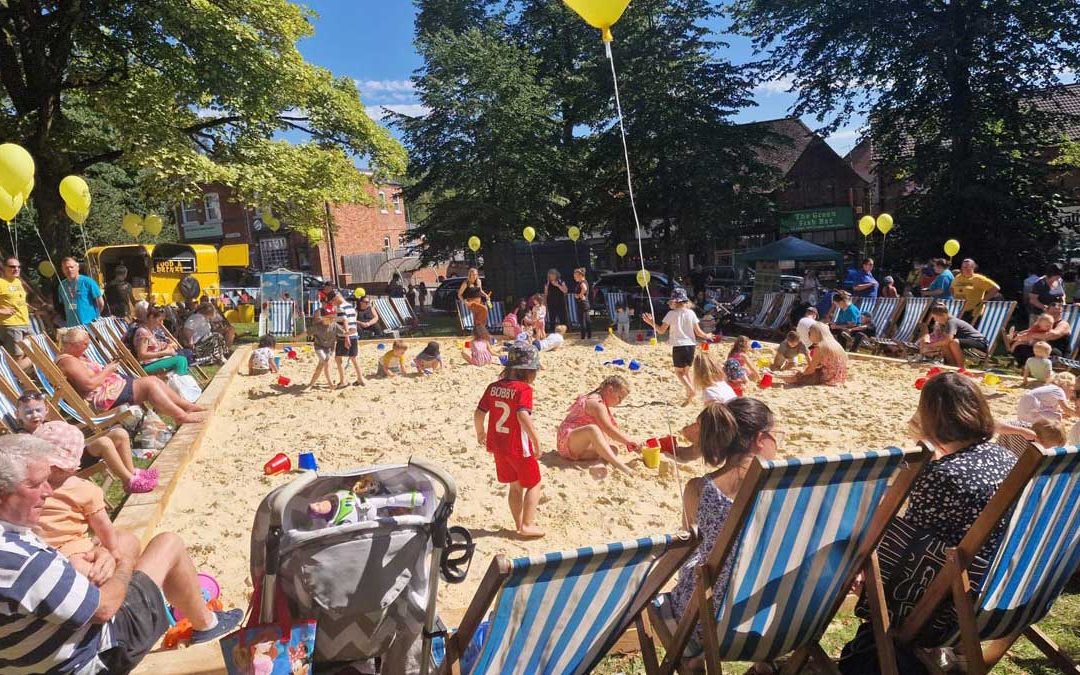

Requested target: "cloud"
[
  {"left": 367, "top": 104, "right": 430, "bottom": 120},
  {"left": 357, "top": 79, "right": 415, "bottom": 94},
  {"left": 754, "top": 75, "right": 796, "bottom": 95}
]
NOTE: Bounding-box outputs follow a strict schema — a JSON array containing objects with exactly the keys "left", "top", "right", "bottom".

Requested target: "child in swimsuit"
[{"left": 555, "top": 375, "right": 641, "bottom": 475}]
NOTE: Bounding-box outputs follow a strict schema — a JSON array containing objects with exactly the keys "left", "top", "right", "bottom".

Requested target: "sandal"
[{"left": 125, "top": 471, "right": 158, "bottom": 494}]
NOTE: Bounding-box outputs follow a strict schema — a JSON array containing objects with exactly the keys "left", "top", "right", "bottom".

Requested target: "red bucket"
[
  {"left": 759, "top": 372, "right": 773, "bottom": 389},
  {"left": 646, "top": 435, "right": 676, "bottom": 455},
  {"left": 277, "top": 375, "right": 291, "bottom": 387},
  {"left": 263, "top": 452, "right": 291, "bottom": 475}
]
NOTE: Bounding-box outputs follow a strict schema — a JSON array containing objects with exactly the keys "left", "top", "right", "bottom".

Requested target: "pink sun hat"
[{"left": 33, "top": 421, "right": 85, "bottom": 472}]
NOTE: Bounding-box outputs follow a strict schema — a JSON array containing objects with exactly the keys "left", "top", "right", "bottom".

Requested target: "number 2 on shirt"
[{"left": 492, "top": 401, "right": 512, "bottom": 434}]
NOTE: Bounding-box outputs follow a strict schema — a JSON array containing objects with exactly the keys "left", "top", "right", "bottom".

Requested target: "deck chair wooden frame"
[
  {"left": 735, "top": 292, "right": 778, "bottom": 333},
  {"left": 19, "top": 335, "right": 130, "bottom": 434},
  {"left": 651, "top": 446, "right": 932, "bottom": 675},
  {"left": 439, "top": 529, "right": 700, "bottom": 675},
  {"left": 964, "top": 300, "right": 1016, "bottom": 366},
  {"left": 890, "top": 444, "right": 1080, "bottom": 675}
]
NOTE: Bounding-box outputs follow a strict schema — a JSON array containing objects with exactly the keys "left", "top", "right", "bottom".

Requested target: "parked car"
[
  {"left": 698, "top": 265, "right": 754, "bottom": 290},
  {"left": 592, "top": 271, "right": 683, "bottom": 317},
  {"left": 779, "top": 275, "right": 804, "bottom": 293},
  {"left": 431, "top": 276, "right": 488, "bottom": 313}
]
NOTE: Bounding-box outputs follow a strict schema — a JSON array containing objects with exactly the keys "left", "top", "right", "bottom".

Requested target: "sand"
[{"left": 156, "top": 336, "right": 1024, "bottom": 612}]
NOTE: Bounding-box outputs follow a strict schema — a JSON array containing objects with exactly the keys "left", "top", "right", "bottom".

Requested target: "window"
[
  {"left": 259, "top": 237, "right": 289, "bottom": 270},
  {"left": 180, "top": 201, "right": 200, "bottom": 224},
  {"left": 392, "top": 193, "right": 403, "bottom": 214},
  {"left": 378, "top": 191, "right": 388, "bottom": 213},
  {"left": 204, "top": 193, "right": 222, "bottom": 222},
  {"left": 383, "top": 236, "right": 391, "bottom": 249}
]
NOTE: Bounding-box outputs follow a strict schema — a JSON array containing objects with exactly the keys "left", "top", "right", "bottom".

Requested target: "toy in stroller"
[{"left": 248, "top": 458, "right": 473, "bottom": 674}]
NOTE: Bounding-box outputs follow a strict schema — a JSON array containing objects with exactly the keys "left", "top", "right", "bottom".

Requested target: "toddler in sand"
[
  {"left": 614, "top": 303, "right": 631, "bottom": 339},
  {"left": 771, "top": 331, "right": 809, "bottom": 370},
  {"left": 535, "top": 324, "right": 567, "bottom": 352},
  {"left": 462, "top": 326, "right": 494, "bottom": 366},
  {"left": 414, "top": 341, "right": 443, "bottom": 374},
  {"left": 308, "top": 307, "right": 345, "bottom": 389},
  {"left": 1022, "top": 340, "right": 1054, "bottom": 386},
  {"left": 1016, "top": 372, "right": 1079, "bottom": 423},
  {"left": 378, "top": 340, "right": 409, "bottom": 377},
  {"left": 724, "top": 336, "right": 759, "bottom": 396},
  {"left": 556, "top": 375, "right": 641, "bottom": 476},
  {"left": 693, "top": 351, "right": 737, "bottom": 404},
  {"left": 248, "top": 334, "right": 278, "bottom": 375},
  {"left": 474, "top": 343, "right": 544, "bottom": 538}
]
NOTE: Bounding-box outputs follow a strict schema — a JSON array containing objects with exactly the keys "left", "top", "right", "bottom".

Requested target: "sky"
[{"left": 295, "top": 2, "right": 864, "bottom": 156}]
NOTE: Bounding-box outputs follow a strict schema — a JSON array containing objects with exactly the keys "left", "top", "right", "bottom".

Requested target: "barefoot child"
[
  {"left": 724, "top": 336, "right": 759, "bottom": 396},
  {"left": 248, "top": 334, "right": 278, "bottom": 375},
  {"left": 535, "top": 324, "right": 567, "bottom": 352},
  {"left": 614, "top": 303, "right": 631, "bottom": 339},
  {"left": 1022, "top": 340, "right": 1054, "bottom": 386},
  {"left": 414, "top": 341, "right": 444, "bottom": 374},
  {"left": 556, "top": 375, "right": 641, "bottom": 475},
  {"left": 474, "top": 343, "right": 544, "bottom": 537},
  {"left": 377, "top": 340, "right": 409, "bottom": 377},
  {"left": 642, "top": 288, "right": 713, "bottom": 403},
  {"left": 772, "top": 331, "right": 809, "bottom": 370},
  {"left": 525, "top": 294, "right": 547, "bottom": 340},
  {"left": 692, "top": 351, "right": 736, "bottom": 404},
  {"left": 308, "top": 308, "right": 344, "bottom": 389},
  {"left": 462, "top": 326, "right": 494, "bottom": 366}
]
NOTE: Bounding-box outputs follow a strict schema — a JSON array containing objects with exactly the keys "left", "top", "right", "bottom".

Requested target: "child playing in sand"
[
  {"left": 1032, "top": 418, "right": 1067, "bottom": 447},
  {"left": 614, "top": 303, "right": 631, "bottom": 339},
  {"left": 474, "top": 343, "right": 544, "bottom": 537},
  {"left": 1016, "top": 372, "right": 1079, "bottom": 423},
  {"left": 524, "top": 294, "right": 547, "bottom": 340},
  {"left": 1023, "top": 340, "right": 1054, "bottom": 386},
  {"left": 377, "top": 340, "right": 409, "bottom": 377},
  {"left": 771, "top": 331, "right": 809, "bottom": 370},
  {"left": 34, "top": 421, "right": 141, "bottom": 569},
  {"left": 724, "top": 336, "right": 759, "bottom": 396},
  {"left": 642, "top": 288, "right": 713, "bottom": 404},
  {"left": 308, "top": 307, "right": 345, "bottom": 389},
  {"left": 462, "top": 286, "right": 489, "bottom": 331},
  {"left": 414, "top": 341, "right": 443, "bottom": 374},
  {"left": 249, "top": 334, "right": 278, "bottom": 375},
  {"left": 462, "top": 326, "right": 494, "bottom": 366},
  {"left": 502, "top": 309, "right": 521, "bottom": 340},
  {"left": 556, "top": 375, "right": 642, "bottom": 476},
  {"left": 535, "top": 324, "right": 567, "bottom": 352},
  {"left": 692, "top": 351, "right": 736, "bottom": 404}
]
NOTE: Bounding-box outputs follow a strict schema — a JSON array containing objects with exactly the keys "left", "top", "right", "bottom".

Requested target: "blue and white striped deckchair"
[
  {"left": 390, "top": 297, "right": 426, "bottom": 334},
  {"left": 854, "top": 296, "right": 878, "bottom": 316},
  {"left": 261, "top": 299, "right": 295, "bottom": 337},
  {"left": 603, "top": 290, "right": 628, "bottom": 324},
  {"left": 893, "top": 444, "right": 1080, "bottom": 674},
  {"left": 457, "top": 299, "right": 475, "bottom": 334},
  {"left": 763, "top": 293, "right": 796, "bottom": 335},
  {"left": 1051, "top": 304, "right": 1080, "bottom": 370},
  {"left": 368, "top": 297, "right": 403, "bottom": 338},
  {"left": 29, "top": 314, "right": 47, "bottom": 336},
  {"left": 487, "top": 301, "right": 505, "bottom": 334},
  {"left": 566, "top": 296, "right": 580, "bottom": 328},
  {"left": 438, "top": 530, "right": 699, "bottom": 675},
  {"left": 942, "top": 298, "right": 966, "bottom": 319},
  {"left": 734, "top": 292, "right": 778, "bottom": 333},
  {"left": 868, "top": 297, "right": 902, "bottom": 339},
  {"left": 964, "top": 300, "right": 1016, "bottom": 365},
  {"left": 18, "top": 335, "right": 129, "bottom": 434},
  {"left": 651, "top": 446, "right": 932, "bottom": 675},
  {"left": 873, "top": 297, "right": 932, "bottom": 350}
]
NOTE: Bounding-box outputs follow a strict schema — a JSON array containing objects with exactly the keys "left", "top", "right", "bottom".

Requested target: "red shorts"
[{"left": 493, "top": 451, "right": 541, "bottom": 488}]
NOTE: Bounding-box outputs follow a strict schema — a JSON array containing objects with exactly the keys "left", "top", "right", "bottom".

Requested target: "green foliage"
[
  {"left": 730, "top": 0, "right": 1080, "bottom": 283},
  {"left": 0, "top": 0, "right": 407, "bottom": 255},
  {"left": 399, "top": 0, "right": 773, "bottom": 263}
]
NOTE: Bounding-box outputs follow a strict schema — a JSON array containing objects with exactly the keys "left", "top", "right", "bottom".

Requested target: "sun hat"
[
  {"left": 670, "top": 288, "right": 689, "bottom": 303},
  {"left": 33, "top": 421, "right": 85, "bottom": 472},
  {"left": 506, "top": 343, "right": 540, "bottom": 370},
  {"left": 418, "top": 341, "right": 441, "bottom": 359}
]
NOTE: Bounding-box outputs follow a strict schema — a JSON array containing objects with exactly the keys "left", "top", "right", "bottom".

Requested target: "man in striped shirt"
[
  {"left": 0, "top": 435, "right": 241, "bottom": 673},
  {"left": 332, "top": 291, "right": 365, "bottom": 386}
]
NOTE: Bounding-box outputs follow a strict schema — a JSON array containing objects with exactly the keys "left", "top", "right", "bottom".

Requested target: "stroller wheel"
[{"left": 440, "top": 526, "right": 475, "bottom": 584}]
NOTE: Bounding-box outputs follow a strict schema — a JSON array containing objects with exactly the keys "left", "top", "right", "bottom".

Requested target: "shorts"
[
  {"left": 96, "top": 571, "right": 170, "bottom": 673},
  {"left": 315, "top": 347, "right": 333, "bottom": 361},
  {"left": 493, "top": 451, "right": 541, "bottom": 488},
  {"left": 0, "top": 324, "right": 30, "bottom": 356},
  {"left": 672, "top": 345, "right": 696, "bottom": 368},
  {"left": 958, "top": 337, "right": 989, "bottom": 352},
  {"left": 113, "top": 376, "right": 135, "bottom": 408},
  {"left": 335, "top": 337, "right": 358, "bottom": 357}
]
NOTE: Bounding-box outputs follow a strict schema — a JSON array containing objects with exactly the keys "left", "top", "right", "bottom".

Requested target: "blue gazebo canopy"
[{"left": 737, "top": 236, "right": 844, "bottom": 264}]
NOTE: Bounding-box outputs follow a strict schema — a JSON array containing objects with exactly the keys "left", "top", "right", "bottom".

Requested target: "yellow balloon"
[
  {"left": 636, "top": 269, "right": 651, "bottom": 288},
  {"left": 266, "top": 215, "right": 280, "bottom": 232},
  {"left": 615, "top": 243, "right": 628, "bottom": 257},
  {"left": 143, "top": 214, "right": 164, "bottom": 236},
  {"left": 568, "top": 226, "right": 581, "bottom": 242},
  {"left": 563, "top": 0, "right": 632, "bottom": 42},
  {"left": 523, "top": 226, "right": 536, "bottom": 243},
  {"left": 0, "top": 144, "right": 35, "bottom": 197},
  {"left": 122, "top": 213, "right": 143, "bottom": 238},
  {"left": 65, "top": 205, "right": 88, "bottom": 225},
  {"left": 20, "top": 177, "right": 33, "bottom": 200},
  {"left": 0, "top": 187, "right": 23, "bottom": 222},
  {"left": 59, "top": 175, "right": 91, "bottom": 213},
  {"left": 468, "top": 235, "right": 481, "bottom": 252},
  {"left": 353, "top": 287, "right": 366, "bottom": 299},
  {"left": 944, "top": 239, "right": 960, "bottom": 258},
  {"left": 876, "top": 213, "right": 894, "bottom": 235},
  {"left": 857, "top": 215, "right": 875, "bottom": 237},
  {"left": 38, "top": 261, "right": 55, "bottom": 278}
]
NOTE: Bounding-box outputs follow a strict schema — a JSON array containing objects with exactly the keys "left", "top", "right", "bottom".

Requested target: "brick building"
[{"left": 175, "top": 178, "right": 444, "bottom": 287}]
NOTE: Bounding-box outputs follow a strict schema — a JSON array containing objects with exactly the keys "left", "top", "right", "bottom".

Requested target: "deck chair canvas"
[
  {"left": 891, "top": 444, "right": 1080, "bottom": 675},
  {"left": 648, "top": 446, "right": 932, "bottom": 675},
  {"left": 457, "top": 299, "right": 475, "bottom": 334},
  {"left": 0, "top": 347, "right": 65, "bottom": 425},
  {"left": 873, "top": 297, "right": 933, "bottom": 351},
  {"left": 868, "top": 298, "right": 902, "bottom": 341},
  {"left": 603, "top": 290, "right": 628, "bottom": 326},
  {"left": 486, "top": 301, "right": 505, "bottom": 334},
  {"left": 391, "top": 297, "right": 428, "bottom": 333},
  {"left": 762, "top": 293, "right": 796, "bottom": 336},
  {"left": 964, "top": 300, "right": 1016, "bottom": 366},
  {"left": 1051, "top": 304, "right": 1080, "bottom": 370},
  {"left": 438, "top": 530, "right": 700, "bottom": 675},
  {"left": 566, "top": 296, "right": 581, "bottom": 328},
  {"left": 366, "top": 297, "right": 402, "bottom": 338},
  {"left": 734, "top": 292, "right": 778, "bottom": 333},
  {"left": 261, "top": 300, "right": 296, "bottom": 337}
]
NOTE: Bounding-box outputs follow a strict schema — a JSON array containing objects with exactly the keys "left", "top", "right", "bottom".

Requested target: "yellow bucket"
[
  {"left": 237, "top": 304, "right": 255, "bottom": 323},
  {"left": 642, "top": 445, "right": 661, "bottom": 469}
]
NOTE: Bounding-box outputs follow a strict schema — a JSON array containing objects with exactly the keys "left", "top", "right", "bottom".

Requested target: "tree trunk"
[
  {"left": 33, "top": 165, "right": 73, "bottom": 258},
  {"left": 944, "top": 0, "right": 977, "bottom": 240}
]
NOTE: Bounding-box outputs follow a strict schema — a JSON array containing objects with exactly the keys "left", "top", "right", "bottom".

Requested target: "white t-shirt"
[
  {"left": 537, "top": 333, "right": 564, "bottom": 351},
  {"left": 797, "top": 316, "right": 817, "bottom": 348},
  {"left": 251, "top": 347, "right": 274, "bottom": 371},
  {"left": 703, "top": 381, "right": 737, "bottom": 404},
  {"left": 1017, "top": 384, "right": 1067, "bottom": 423},
  {"left": 662, "top": 308, "right": 699, "bottom": 347}
]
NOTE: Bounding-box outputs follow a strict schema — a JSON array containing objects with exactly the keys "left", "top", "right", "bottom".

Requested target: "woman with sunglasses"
[
  {"left": 14, "top": 392, "right": 157, "bottom": 493},
  {"left": 653, "top": 398, "right": 782, "bottom": 668},
  {"left": 54, "top": 328, "right": 207, "bottom": 425}
]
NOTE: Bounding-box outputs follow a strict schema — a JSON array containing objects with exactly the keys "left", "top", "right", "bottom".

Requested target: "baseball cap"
[
  {"left": 670, "top": 288, "right": 689, "bottom": 303},
  {"left": 506, "top": 343, "right": 540, "bottom": 370},
  {"left": 33, "top": 421, "right": 85, "bottom": 472}
]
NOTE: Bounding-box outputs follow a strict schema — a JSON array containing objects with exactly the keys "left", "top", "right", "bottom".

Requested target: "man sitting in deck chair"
[{"left": 918, "top": 302, "right": 988, "bottom": 367}]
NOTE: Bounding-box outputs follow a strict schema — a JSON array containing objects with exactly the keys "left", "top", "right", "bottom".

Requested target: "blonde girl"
[
  {"left": 781, "top": 322, "right": 848, "bottom": 386},
  {"left": 692, "top": 350, "right": 736, "bottom": 404},
  {"left": 555, "top": 375, "right": 642, "bottom": 475}
]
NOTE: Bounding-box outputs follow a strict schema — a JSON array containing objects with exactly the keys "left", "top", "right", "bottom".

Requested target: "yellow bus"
[{"left": 86, "top": 243, "right": 249, "bottom": 305}]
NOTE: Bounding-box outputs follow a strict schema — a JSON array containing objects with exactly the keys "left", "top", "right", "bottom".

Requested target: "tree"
[
  {"left": 730, "top": 0, "right": 1080, "bottom": 282},
  {"left": 0, "top": 0, "right": 406, "bottom": 256}
]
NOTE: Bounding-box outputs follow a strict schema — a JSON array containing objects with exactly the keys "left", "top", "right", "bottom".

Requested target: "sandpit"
[{"left": 156, "top": 336, "right": 1024, "bottom": 611}]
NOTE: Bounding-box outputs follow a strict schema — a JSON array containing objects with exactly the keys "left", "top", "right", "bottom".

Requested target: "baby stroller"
[{"left": 249, "top": 458, "right": 474, "bottom": 674}]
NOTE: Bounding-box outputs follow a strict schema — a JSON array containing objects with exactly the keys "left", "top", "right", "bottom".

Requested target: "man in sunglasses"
[{"left": 0, "top": 256, "right": 31, "bottom": 370}]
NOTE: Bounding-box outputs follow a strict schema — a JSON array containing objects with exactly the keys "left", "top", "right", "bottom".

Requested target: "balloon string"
[
  {"left": 11, "top": 217, "right": 17, "bottom": 259},
  {"left": 606, "top": 40, "right": 656, "bottom": 323},
  {"left": 6, "top": 220, "right": 15, "bottom": 259},
  {"left": 33, "top": 226, "right": 76, "bottom": 319}
]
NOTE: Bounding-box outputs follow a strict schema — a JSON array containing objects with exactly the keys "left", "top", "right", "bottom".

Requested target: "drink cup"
[{"left": 264, "top": 452, "right": 291, "bottom": 475}]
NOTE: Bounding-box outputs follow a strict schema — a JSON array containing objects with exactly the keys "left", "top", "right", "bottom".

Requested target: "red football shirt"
[{"left": 477, "top": 379, "right": 535, "bottom": 457}]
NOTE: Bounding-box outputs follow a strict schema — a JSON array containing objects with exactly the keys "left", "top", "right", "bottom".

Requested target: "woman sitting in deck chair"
[{"left": 55, "top": 328, "right": 208, "bottom": 425}]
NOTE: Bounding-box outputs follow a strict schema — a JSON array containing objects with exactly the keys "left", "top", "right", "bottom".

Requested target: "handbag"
[
  {"left": 221, "top": 581, "right": 316, "bottom": 675},
  {"left": 167, "top": 372, "right": 203, "bottom": 402}
]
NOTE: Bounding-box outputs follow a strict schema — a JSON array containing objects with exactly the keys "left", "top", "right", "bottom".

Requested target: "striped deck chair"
[
  {"left": 0, "top": 348, "right": 64, "bottom": 424},
  {"left": 941, "top": 298, "right": 966, "bottom": 319},
  {"left": 369, "top": 297, "right": 403, "bottom": 338},
  {"left": 457, "top": 299, "right": 475, "bottom": 334},
  {"left": 964, "top": 300, "right": 1016, "bottom": 366},
  {"left": 604, "top": 291, "right": 628, "bottom": 324},
  {"left": 29, "top": 313, "right": 48, "bottom": 336},
  {"left": 487, "top": 301, "right": 505, "bottom": 334},
  {"left": 762, "top": 293, "right": 796, "bottom": 336},
  {"left": 734, "top": 292, "right": 778, "bottom": 333},
  {"left": 18, "top": 335, "right": 129, "bottom": 434},
  {"left": 438, "top": 530, "right": 700, "bottom": 675},
  {"left": 873, "top": 297, "right": 933, "bottom": 351},
  {"left": 261, "top": 300, "right": 295, "bottom": 337},
  {"left": 1050, "top": 304, "right": 1080, "bottom": 371},
  {"left": 892, "top": 444, "right": 1080, "bottom": 675},
  {"left": 88, "top": 319, "right": 145, "bottom": 378},
  {"left": 390, "top": 297, "right": 427, "bottom": 333},
  {"left": 566, "top": 296, "right": 581, "bottom": 328},
  {"left": 868, "top": 297, "right": 902, "bottom": 340},
  {"left": 650, "top": 446, "right": 932, "bottom": 675}
]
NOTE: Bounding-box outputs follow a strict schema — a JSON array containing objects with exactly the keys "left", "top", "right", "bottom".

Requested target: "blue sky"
[{"left": 296, "top": 2, "right": 864, "bottom": 155}]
